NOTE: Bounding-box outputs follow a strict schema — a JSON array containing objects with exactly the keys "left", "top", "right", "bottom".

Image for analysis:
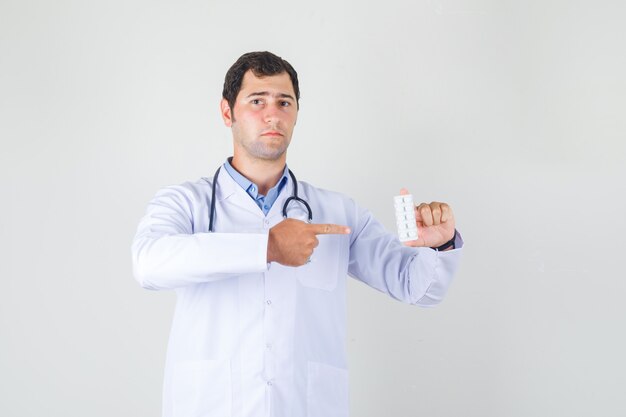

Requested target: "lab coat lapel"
[{"left": 216, "top": 165, "right": 264, "bottom": 218}]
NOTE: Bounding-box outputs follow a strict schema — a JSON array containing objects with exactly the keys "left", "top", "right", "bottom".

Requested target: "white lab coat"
[{"left": 132, "top": 166, "right": 463, "bottom": 417}]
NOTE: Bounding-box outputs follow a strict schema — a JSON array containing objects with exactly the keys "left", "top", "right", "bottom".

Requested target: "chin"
[{"left": 248, "top": 143, "right": 288, "bottom": 161}]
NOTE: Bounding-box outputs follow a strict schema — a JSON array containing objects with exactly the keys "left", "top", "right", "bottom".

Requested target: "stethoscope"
[{"left": 209, "top": 166, "right": 313, "bottom": 232}]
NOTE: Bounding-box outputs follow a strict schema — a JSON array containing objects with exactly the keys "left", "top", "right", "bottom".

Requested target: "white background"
[{"left": 1, "top": 0, "right": 625, "bottom": 416}]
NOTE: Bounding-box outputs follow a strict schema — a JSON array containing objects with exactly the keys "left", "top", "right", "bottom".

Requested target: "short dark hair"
[{"left": 222, "top": 51, "right": 300, "bottom": 117}]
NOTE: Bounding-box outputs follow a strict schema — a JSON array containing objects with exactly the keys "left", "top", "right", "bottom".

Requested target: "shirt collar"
[{"left": 223, "top": 157, "right": 289, "bottom": 199}]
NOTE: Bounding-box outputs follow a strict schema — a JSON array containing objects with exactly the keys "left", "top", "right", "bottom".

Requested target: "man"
[{"left": 132, "top": 51, "right": 463, "bottom": 417}]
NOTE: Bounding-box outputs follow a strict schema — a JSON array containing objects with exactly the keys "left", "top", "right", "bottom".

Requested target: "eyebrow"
[{"left": 245, "top": 91, "right": 295, "bottom": 101}]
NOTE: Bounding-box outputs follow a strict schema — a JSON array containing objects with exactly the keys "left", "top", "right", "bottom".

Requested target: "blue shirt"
[{"left": 223, "top": 158, "right": 289, "bottom": 216}]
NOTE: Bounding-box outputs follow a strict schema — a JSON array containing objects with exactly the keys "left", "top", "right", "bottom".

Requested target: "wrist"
[{"left": 431, "top": 230, "right": 456, "bottom": 251}]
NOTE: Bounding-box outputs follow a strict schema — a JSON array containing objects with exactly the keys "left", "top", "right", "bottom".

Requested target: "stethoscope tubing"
[{"left": 209, "top": 166, "right": 312, "bottom": 232}]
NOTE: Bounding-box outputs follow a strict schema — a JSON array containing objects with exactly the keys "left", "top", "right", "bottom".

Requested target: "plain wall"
[{"left": 1, "top": 0, "right": 625, "bottom": 416}]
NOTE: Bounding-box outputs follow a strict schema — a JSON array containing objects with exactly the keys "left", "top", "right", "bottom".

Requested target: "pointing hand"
[{"left": 267, "top": 219, "right": 351, "bottom": 266}]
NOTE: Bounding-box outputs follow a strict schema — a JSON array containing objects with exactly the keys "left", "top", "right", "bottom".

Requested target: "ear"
[{"left": 220, "top": 98, "right": 233, "bottom": 127}]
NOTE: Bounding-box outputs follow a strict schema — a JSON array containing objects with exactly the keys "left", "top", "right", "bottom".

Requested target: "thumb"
[{"left": 400, "top": 187, "right": 410, "bottom": 195}]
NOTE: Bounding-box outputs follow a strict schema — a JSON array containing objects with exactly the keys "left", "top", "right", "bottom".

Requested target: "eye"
[
  {"left": 251, "top": 99, "right": 263, "bottom": 105},
  {"left": 280, "top": 101, "right": 291, "bottom": 107}
]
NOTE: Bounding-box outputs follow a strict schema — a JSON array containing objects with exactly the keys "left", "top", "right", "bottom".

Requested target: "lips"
[{"left": 261, "top": 131, "right": 284, "bottom": 137}]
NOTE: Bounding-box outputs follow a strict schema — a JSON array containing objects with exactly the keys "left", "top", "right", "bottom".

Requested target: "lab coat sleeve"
[
  {"left": 131, "top": 185, "right": 268, "bottom": 290},
  {"left": 347, "top": 202, "right": 463, "bottom": 307}
]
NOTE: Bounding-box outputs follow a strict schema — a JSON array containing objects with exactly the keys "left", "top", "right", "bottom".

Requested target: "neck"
[{"left": 230, "top": 153, "right": 286, "bottom": 196}]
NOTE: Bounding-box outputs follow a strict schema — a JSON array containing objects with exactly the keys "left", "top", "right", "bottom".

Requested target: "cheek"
[
  {"left": 284, "top": 111, "right": 297, "bottom": 126},
  {"left": 241, "top": 111, "right": 263, "bottom": 125},
  {"left": 234, "top": 113, "right": 256, "bottom": 128}
]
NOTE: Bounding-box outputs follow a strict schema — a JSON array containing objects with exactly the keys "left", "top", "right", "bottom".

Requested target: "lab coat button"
[
  {"left": 266, "top": 300, "right": 272, "bottom": 305},
  {"left": 266, "top": 343, "right": 272, "bottom": 350},
  {"left": 267, "top": 380, "right": 273, "bottom": 386}
]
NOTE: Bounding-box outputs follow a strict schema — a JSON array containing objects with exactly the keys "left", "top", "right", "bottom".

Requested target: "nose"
[{"left": 263, "top": 103, "right": 282, "bottom": 125}]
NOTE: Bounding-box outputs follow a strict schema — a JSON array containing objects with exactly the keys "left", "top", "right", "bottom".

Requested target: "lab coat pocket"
[
  {"left": 296, "top": 235, "right": 340, "bottom": 291},
  {"left": 307, "top": 361, "right": 349, "bottom": 417},
  {"left": 172, "top": 359, "right": 232, "bottom": 417}
]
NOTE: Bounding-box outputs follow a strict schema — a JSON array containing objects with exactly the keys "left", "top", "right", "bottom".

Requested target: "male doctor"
[{"left": 132, "top": 51, "right": 463, "bottom": 417}]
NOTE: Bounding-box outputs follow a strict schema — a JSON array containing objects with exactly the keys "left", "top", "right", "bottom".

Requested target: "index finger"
[{"left": 309, "top": 223, "right": 351, "bottom": 235}]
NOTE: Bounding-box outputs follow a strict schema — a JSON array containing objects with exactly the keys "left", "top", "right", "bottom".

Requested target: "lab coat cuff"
[
  {"left": 452, "top": 230, "right": 464, "bottom": 250},
  {"left": 260, "top": 232, "right": 270, "bottom": 271},
  {"left": 412, "top": 234, "right": 463, "bottom": 307},
  {"left": 196, "top": 231, "right": 268, "bottom": 273},
  {"left": 410, "top": 247, "right": 439, "bottom": 305}
]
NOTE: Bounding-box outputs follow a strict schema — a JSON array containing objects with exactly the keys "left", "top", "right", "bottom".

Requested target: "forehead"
[{"left": 238, "top": 70, "right": 295, "bottom": 98}]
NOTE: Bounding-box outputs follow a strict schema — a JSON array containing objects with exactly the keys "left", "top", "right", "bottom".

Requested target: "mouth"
[{"left": 261, "top": 130, "right": 284, "bottom": 137}]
